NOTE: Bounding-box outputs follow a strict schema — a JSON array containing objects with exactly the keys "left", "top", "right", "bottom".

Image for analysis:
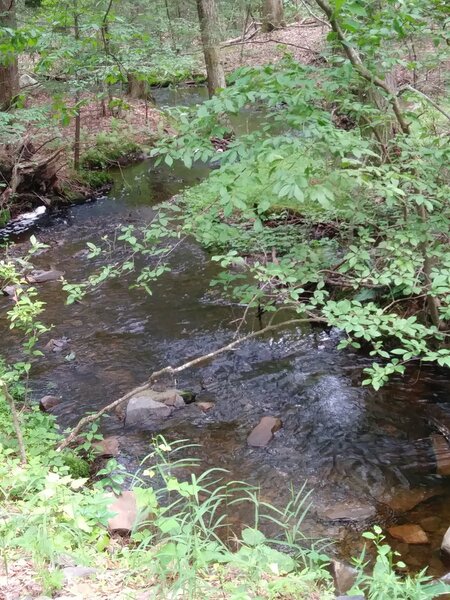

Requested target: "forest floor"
[{"left": 221, "top": 20, "right": 326, "bottom": 72}]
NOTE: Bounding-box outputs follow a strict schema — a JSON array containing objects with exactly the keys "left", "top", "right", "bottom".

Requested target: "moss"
[
  {"left": 62, "top": 452, "right": 90, "bottom": 478},
  {"left": 76, "top": 169, "right": 113, "bottom": 189},
  {"left": 81, "top": 129, "right": 142, "bottom": 170}
]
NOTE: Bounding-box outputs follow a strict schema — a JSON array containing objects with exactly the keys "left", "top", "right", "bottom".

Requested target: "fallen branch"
[
  {"left": 57, "top": 317, "right": 324, "bottom": 451},
  {"left": 222, "top": 38, "right": 319, "bottom": 54}
]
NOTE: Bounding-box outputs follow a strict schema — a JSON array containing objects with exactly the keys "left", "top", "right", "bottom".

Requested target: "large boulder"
[{"left": 247, "top": 416, "right": 282, "bottom": 447}]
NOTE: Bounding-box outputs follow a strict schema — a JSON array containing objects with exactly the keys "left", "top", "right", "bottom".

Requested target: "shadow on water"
[{"left": 1, "top": 85, "right": 450, "bottom": 574}]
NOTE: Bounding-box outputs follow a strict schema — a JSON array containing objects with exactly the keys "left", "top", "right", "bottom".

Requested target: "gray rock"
[
  {"left": 2, "top": 284, "right": 21, "bottom": 297},
  {"left": 335, "top": 596, "right": 365, "bottom": 600},
  {"left": 125, "top": 392, "right": 173, "bottom": 426},
  {"left": 19, "top": 73, "right": 38, "bottom": 88},
  {"left": 318, "top": 502, "right": 376, "bottom": 522},
  {"left": 441, "top": 526, "right": 450, "bottom": 557},
  {"left": 39, "top": 395, "right": 61, "bottom": 412},
  {"left": 331, "top": 560, "right": 358, "bottom": 595},
  {"left": 63, "top": 566, "right": 96, "bottom": 581},
  {"left": 27, "top": 269, "right": 64, "bottom": 283},
  {"left": 44, "top": 337, "right": 70, "bottom": 352}
]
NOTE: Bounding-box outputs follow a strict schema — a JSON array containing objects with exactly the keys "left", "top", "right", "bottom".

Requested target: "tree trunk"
[
  {"left": 0, "top": 0, "right": 19, "bottom": 110},
  {"left": 73, "top": 1, "right": 81, "bottom": 170},
  {"left": 196, "top": 0, "right": 226, "bottom": 98},
  {"left": 261, "top": 0, "right": 285, "bottom": 33},
  {"left": 127, "top": 73, "right": 153, "bottom": 100}
]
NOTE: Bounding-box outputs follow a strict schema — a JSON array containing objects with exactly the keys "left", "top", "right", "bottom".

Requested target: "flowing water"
[{"left": 2, "top": 86, "right": 450, "bottom": 575}]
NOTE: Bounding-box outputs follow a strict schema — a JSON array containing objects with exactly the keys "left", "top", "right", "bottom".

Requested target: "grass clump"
[{"left": 81, "top": 126, "right": 143, "bottom": 170}]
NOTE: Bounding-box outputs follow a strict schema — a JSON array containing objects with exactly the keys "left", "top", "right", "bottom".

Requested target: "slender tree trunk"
[
  {"left": 196, "top": 0, "right": 226, "bottom": 97},
  {"left": 0, "top": 0, "right": 19, "bottom": 110},
  {"left": 73, "top": 1, "right": 81, "bottom": 170},
  {"left": 261, "top": 0, "right": 285, "bottom": 33}
]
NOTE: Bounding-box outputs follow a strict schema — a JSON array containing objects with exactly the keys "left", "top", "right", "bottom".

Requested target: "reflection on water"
[{"left": 1, "top": 90, "right": 450, "bottom": 575}]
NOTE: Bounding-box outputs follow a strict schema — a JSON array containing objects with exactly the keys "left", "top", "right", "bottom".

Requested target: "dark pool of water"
[{"left": 1, "top": 86, "right": 450, "bottom": 575}]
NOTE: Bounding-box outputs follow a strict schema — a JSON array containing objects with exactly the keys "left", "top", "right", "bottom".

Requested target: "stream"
[{"left": 2, "top": 86, "right": 450, "bottom": 576}]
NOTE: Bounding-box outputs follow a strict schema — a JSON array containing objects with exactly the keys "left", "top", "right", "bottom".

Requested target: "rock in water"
[
  {"left": 388, "top": 524, "right": 429, "bottom": 544},
  {"left": 432, "top": 434, "right": 450, "bottom": 476},
  {"left": 125, "top": 395, "right": 173, "bottom": 426},
  {"left": 39, "top": 395, "right": 61, "bottom": 412},
  {"left": 27, "top": 269, "right": 64, "bottom": 283},
  {"left": 247, "top": 416, "right": 282, "bottom": 447},
  {"left": 93, "top": 436, "right": 119, "bottom": 457},
  {"left": 441, "top": 527, "right": 450, "bottom": 557},
  {"left": 196, "top": 402, "right": 215, "bottom": 412},
  {"left": 124, "top": 388, "right": 191, "bottom": 426},
  {"left": 317, "top": 502, "right": 376, "bottom": 523},
  {"left": 108, "top": 491, "right": 138, "bottom": 533}
]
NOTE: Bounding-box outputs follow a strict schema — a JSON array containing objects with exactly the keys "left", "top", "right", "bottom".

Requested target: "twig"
[
  {"left": 298, "top": 0, "right": 330, "bottom": 28},
  {"left": 402, "top": 84, "right": 450, "bottom": 123},
  {"left": 57, "top": 317, "right": 325, "bottom": 451},
  {"left": 1, "top": 381, "right": 26, "bottom": 464}
]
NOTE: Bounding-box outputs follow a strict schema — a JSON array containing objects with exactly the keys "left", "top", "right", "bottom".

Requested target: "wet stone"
[
  {"left": 388, "top": 524, "right": 429, "bottom": 545},
  {"left": 247, "top": 416, "right": 282, "bottom": 447},
  {"left": 432, "top": 434, "right": 450, "bottom": 476},
  {"left": 420, "top": 516, "right": 442, "bottom": 533},
  {"left": 26, "top": 269, "right": 64, "bottom": 283},
  {"left": 196, "top": 402, "right": 215, "bottom": 412},
  {"left": 383, "top": 488, "right": 440, "bottom": 512},
  {"left": 44, "top": 337, "right": 70, "bottom": 353},
  {"left": 93, "top": 436, "right": 119, "bottom": 457},
  {"left": 318, "top": 502, "right": 376, "bottom": 523},
  {"left": 2, "top": 284, "right": 22, "bottom": 297},
  {"left": 39, "top": 395, "right": 61, "bottom": 412},
  {"left": 125, "top": 396, "right": 173, "bottom": 426}
]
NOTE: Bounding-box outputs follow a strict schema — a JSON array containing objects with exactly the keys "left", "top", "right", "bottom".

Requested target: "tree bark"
[
  {"left": 261, "top": 0, "right": 285, "bottom": 33},
  {"left": 196, "top": 0, "right": 226, "bottom": 98},
  {"left": 0, "top": 0, "right": 19, "bottom": 110}
]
